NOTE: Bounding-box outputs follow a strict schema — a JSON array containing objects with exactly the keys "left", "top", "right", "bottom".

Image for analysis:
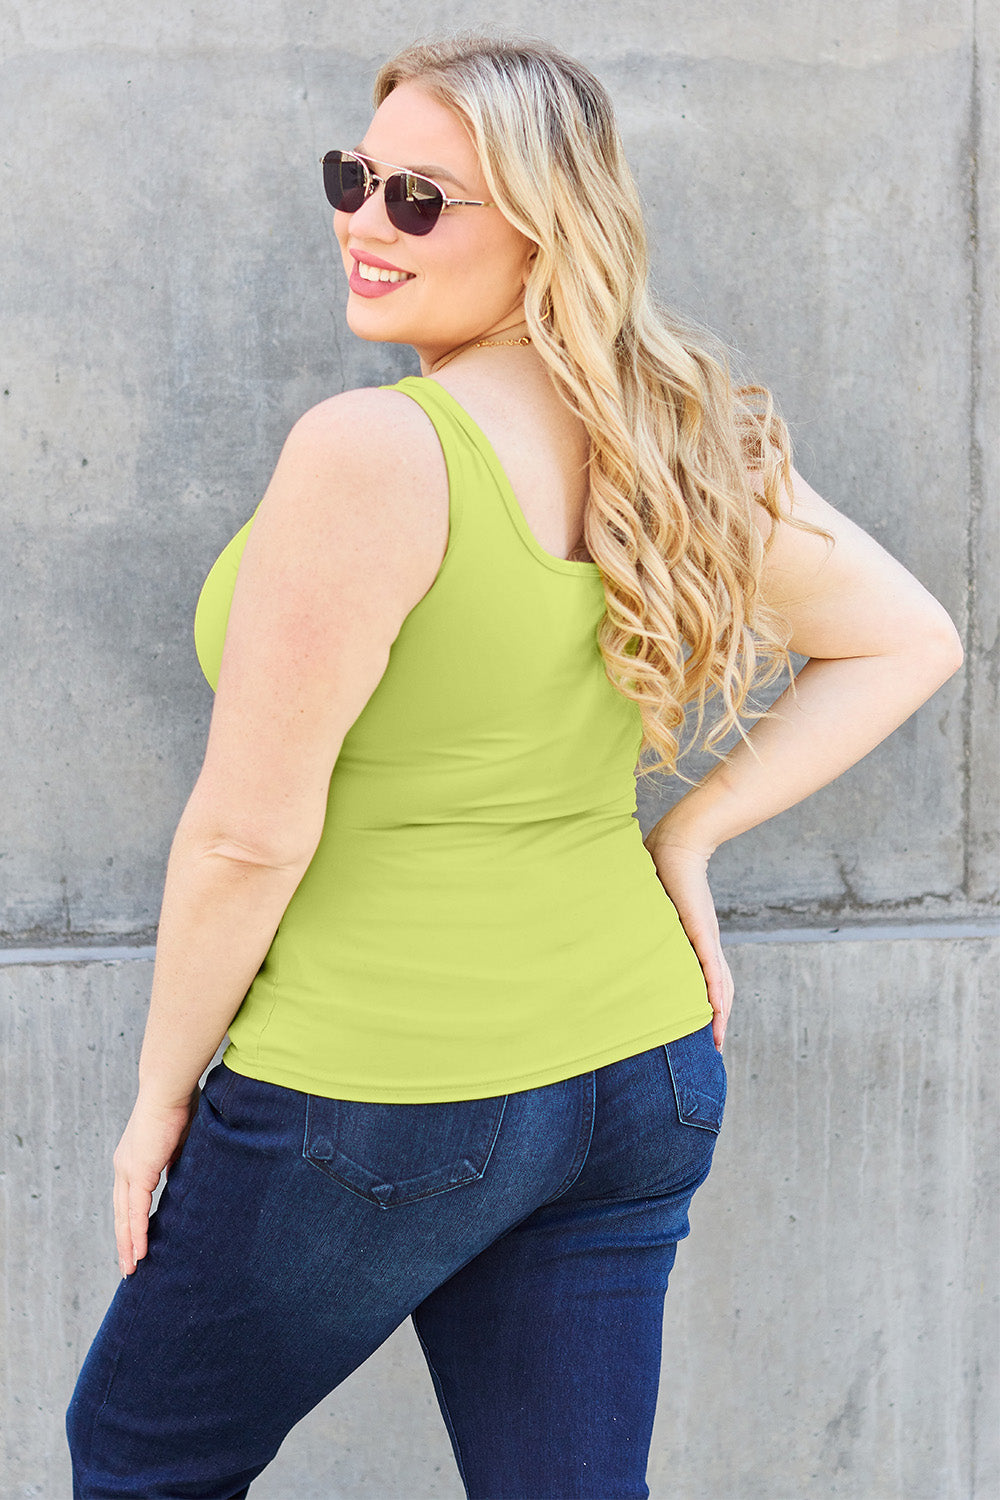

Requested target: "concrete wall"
[{"left": 2, "top": 1, "right": 997, "bottom": 1495}]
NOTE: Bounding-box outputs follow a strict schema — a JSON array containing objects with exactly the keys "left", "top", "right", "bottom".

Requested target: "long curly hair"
[{"left": 374, "top": 33, "right": 799, "bottom": 779}]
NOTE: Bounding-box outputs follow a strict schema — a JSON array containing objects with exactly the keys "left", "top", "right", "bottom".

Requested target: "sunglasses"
[{"left": 321, "top": 148, "right": 494, "bottom": 236}]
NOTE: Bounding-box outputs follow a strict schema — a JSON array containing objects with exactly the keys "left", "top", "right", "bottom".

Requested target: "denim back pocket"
[
  {"left": 199, "top": 1059, "right": 238, "bottom": 1119},
  {"left": 664, "top": 1024, "right": 727, "bottom": 1133},
  {"left": 303, "top": 1092, "right": 509, "bottom": 1208}
]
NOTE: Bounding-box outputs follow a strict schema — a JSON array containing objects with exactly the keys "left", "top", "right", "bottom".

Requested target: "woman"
[{"left": 66, "top": 32, "right": 963, "bottom": 1500}]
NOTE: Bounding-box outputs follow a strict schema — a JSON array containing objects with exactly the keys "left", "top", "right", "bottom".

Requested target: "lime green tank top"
[{"left": 194, "top": 376, "right": 712, "bottom": 1102}]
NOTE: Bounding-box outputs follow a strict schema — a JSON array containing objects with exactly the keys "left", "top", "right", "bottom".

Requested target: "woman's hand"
[
  {"left": 644, "top": 824, "right": 734, "bottom": 1052},
  {"left": 112, "top": 1088, "right": 200, "bottom": 1277}
]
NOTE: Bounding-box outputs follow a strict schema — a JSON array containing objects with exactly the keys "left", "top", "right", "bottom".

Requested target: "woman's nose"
[{"left": 344, "top": 180, "right": 395, "bottom": 239}]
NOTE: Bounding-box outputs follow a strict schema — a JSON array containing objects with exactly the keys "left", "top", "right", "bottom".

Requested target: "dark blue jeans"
[{"left": 66, "top": 1023, "right": 726, "bottom": 1499}]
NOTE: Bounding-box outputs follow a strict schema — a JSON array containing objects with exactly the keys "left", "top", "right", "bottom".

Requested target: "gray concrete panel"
[
  {"left": 1, "top": 3, "right": 991, "bottom": 944},
  {"left": 0, "top": 3, "right": 973, "bottom": 68},
  {"left": 968, "top": 0, "right": 1000, "bottom": 903},
  {"left": 624, "top": 33, "right": 974, "bottom": 912},
  {"left": 2, "top": 933, "right": 996, "bottom": 1497}
]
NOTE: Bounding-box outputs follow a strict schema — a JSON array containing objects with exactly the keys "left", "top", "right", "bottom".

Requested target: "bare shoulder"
[
  {"left": 283, "top": 385, "right": 444, "bottom": 481},
  {"left": 247, "top": 384, "right": 448, "bottom": 612},
  {"left": 260, "top": 383, "right": 446, "bottom": 545}
]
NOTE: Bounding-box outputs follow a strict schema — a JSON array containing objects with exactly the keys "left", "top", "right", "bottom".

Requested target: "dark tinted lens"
[
  {"left": 384, "top": 172, "right": 443, "bottom": 235},
  {"left": 322, "top": 151, "right": 369, "bottom": 213}
]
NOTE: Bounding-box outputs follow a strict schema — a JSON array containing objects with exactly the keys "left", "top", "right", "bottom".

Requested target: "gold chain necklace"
[
  {"left": 471, "top": 334, "right": 531, "bottom": 350},
  {"left": 431, "top": 332, "right": 531, "bottom": 374}
]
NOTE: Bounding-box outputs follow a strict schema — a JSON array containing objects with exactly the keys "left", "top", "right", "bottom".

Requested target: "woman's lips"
[{"left": 348, "top": 261, "right": 416, "bottom": 299}]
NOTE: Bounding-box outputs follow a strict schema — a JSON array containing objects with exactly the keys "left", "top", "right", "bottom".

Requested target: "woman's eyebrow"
[{"left": 353, "top": 145, "right": 469, "bottom": 192}]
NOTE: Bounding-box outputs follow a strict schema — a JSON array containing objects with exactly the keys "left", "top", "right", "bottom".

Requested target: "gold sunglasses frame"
[{"left": 321, "top": 148, "right": 495, "bottom": 218}]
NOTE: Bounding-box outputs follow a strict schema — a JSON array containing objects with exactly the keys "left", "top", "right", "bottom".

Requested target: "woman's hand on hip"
[
  {"left": 112, "top": 1088, "right": 199, "bottom": 1276},
  {"left": 643, "top": 825, "right": 734, "bottom": 1052}
]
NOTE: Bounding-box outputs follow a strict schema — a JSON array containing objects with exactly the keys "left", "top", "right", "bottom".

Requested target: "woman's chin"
[{"left": 344, "top": 303, "right": 408, "bottom": 344}]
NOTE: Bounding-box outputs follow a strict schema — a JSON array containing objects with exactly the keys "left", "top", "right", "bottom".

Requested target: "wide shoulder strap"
[
  {"left": 382, "top": 377, "right": 605, "bottom": 585},
  {"left": 379, "top": 375, "right": 481, "bottom": 449}
]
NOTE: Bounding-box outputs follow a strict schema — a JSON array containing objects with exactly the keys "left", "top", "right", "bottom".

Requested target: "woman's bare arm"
[
  {"left": 112, "top": 388, "right": 447, "bottom": 1274},
  {"left": 643, "top": 466, "right": 964, "bottom": 1050}
]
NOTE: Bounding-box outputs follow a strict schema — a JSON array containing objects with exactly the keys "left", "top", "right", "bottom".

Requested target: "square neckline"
[{"left": 408, "top": 376, "right": 602, "bottom": 579}]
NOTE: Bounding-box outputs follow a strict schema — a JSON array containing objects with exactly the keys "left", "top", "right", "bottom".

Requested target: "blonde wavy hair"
[{"left": 375, "top": 33, "right": 799, "bottom": 779}]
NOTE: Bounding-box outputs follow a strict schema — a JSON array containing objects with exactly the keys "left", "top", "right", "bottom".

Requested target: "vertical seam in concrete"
[
  {"left": 293, "top": 43, "right": 347, "bottom": 391},
  {"left": 963, "top": 0, "right": 982, "bottom": 900}
]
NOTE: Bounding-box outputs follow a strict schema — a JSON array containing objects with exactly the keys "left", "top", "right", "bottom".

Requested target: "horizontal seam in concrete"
[
  {"left": 0, "top": 922, "right": 997, "bottom": 967},
  {"left": 0, "top": 945, "right": 159, "bottom": 966},
  {"left": 722, "top": 921, "right": 999, "bottom": 945}
]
